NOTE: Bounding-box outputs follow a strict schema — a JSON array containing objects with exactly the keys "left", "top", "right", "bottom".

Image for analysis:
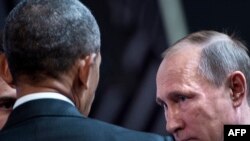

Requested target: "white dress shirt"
[{"left": 13, "top": 92, "right": 75, "bottom": 109}]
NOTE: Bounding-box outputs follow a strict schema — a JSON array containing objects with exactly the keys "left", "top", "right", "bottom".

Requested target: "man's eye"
[
  {"left": 174, "top": 95, "right": 188, "bottom": 103},
  {"left": 178, "top": 95, "right": 187, "bottom": 102},
  {"left": 0, "top": 99, "right": 16, "bottom": 110}
]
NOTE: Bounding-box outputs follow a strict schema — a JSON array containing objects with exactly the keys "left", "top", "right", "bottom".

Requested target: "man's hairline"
[{"left": 161, "top": 38, "right": 229, "bottom": 86}]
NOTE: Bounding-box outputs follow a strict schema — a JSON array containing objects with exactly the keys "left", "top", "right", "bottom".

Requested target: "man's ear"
[
  {"left": 0, "top": 53, "right": 13, "bottom": 86},
  {"left": 228, "top": 71, "right": 247, "bottom": 108},
  {"left": 78, "top": 53, "right": 96, "bottom": 89}
]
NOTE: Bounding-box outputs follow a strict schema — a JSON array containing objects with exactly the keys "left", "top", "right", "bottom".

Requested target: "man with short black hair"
[{"left": 0, "top": 0, "right": 172, "bottom": 140}]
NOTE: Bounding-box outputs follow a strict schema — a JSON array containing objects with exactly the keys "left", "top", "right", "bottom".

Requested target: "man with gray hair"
[
  {"left": 156, "top": 30, "right": 250, "bottom": 141},
  {"left": 0, "top": 0, "right": 173, "bottom": 140}
]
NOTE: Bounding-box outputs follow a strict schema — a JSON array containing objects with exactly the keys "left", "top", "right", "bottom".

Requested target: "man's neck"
[
  {"left": 13, "top": 92, "right": 75, "bottom": 109},
  {"left": 15, "top": 78, "right": 74, "bottom": 101}
]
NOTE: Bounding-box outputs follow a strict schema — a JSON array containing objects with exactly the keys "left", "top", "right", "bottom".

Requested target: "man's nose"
[{"left": 165, "top": 108, "right": 184, "bottom": 134}]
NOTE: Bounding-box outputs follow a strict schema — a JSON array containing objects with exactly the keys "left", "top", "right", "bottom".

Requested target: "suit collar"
[
  {"left": 14, "top": 92, "right": 75, "bottom": 109},
  {"left": 3, "top": 99, "right": 84, "bottom": 130}
]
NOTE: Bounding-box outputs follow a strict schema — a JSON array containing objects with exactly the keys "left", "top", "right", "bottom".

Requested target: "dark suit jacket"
[{"left": 0, "top": 99, "right": 173, "bottom": 141}]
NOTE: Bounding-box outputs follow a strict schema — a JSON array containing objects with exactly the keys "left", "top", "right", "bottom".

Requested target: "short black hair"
[{"left": 3, "top": 0, "right": 100, "bottom": 83}]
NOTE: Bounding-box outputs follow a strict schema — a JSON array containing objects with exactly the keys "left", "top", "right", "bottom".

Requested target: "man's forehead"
[
  {"left": 160, "top": 47, "right": 201, "bottom": 72},
  {"left": 167, "top": 42, "right": 202, "bottom": 58},
  {"left": 157, "top": 44, "right": 203, "bottom": 86}
]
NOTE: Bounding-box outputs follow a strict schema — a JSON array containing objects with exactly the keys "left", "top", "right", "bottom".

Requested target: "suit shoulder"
[{"left": 82, "top": 117, "right": 174, "bottom": 141}]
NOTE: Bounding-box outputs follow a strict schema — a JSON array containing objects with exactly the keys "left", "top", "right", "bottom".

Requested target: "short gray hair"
[{"left": 163, "top": 30, "right": 250, "bottom": 104}]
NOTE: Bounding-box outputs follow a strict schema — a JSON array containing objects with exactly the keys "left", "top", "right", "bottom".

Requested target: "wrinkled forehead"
[{"left": 157, "top": 43, "right": 202, "bottom": 85}]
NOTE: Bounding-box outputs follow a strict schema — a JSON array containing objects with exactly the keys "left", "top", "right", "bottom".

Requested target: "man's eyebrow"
[
  {"left": 156, "top": 91, "right": 186, "bottom": 105},
  {"left": 167, "top": 91, "right": 187, "bottom": 98}
]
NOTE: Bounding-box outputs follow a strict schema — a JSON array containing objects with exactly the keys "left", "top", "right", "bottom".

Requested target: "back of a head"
[{"left": 3, "top": 0, "right": 100, "bottom": 83}]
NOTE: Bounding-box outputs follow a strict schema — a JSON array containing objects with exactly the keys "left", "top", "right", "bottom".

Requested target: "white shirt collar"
[{"left": 13, "top": 92, "right": 75, "bottom": 109}]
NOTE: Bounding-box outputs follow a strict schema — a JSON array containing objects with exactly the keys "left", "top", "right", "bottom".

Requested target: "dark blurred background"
[{"left": 1, "top": 0, "right": 250, "bottom": 136}]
